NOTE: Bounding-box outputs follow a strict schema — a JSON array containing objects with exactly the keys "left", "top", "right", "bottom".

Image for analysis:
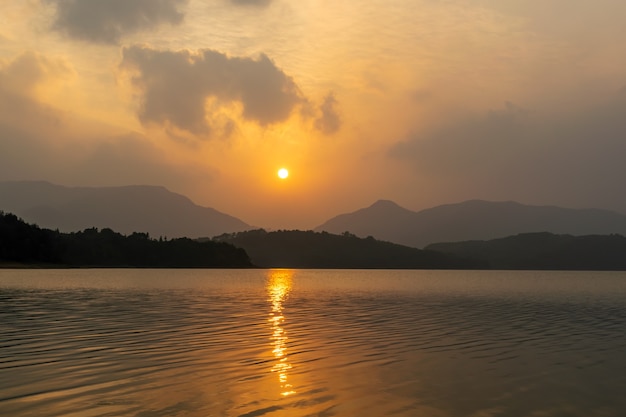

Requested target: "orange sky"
[{"left": 1, "top": 0, "right": 626, "bottom": 229}]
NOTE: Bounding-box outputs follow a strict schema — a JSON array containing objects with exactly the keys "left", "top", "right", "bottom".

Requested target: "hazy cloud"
[
  {"left": 0, "top": 51, "right": 71, "bottom": 95},
  {"left": 121, "top": 46, "right": 304, "bottom": 135},
  {"left": 76, "top": 133, "right": 215, "bottom": 187},
  {"left": 0, "top": 51, "right": 209, "bottom": 191},
  {"left": 48, "top": 0, "right": 188, "bottom": 44},
  {"left": 0, "top": 52, "right": 69, "bottom": 134},
  {"left": 480, "top": 0, "right": 626, "bottom": 38},
  {"left": 230, "top": 0, "right": 272, "bottom": 6},
  {"left": 389, "top": 94, "right": 626, "bottom": 211},
  {"left": 0, "top": 122, "right": 207, "bottom": 191},
  {"left": 390, "top": 102, "right": 530, "bottom": 174},
  {"left": 314, "top": 93, "right": 341, "bottom": 135}
]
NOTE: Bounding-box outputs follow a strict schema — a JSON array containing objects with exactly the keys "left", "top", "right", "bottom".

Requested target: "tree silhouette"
[{"left": 0, "top": 211, "right": 252, "bottom": 268}]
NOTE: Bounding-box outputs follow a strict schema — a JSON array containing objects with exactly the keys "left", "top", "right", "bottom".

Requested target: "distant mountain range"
[
  {"left": 426, "top": 232, "right": 626, "bottom": 270},
  {"left": 5, "top": 181, "right": 626, "bottom": 249},
  {"left": 0, "top": 181, "right": 251, "bottom": 239},
  {"left": 4, "top": 208, "right": 626, "bottom": 270},
  {"left": 315, "top": 199, "right": 626, "bottom": 248}
]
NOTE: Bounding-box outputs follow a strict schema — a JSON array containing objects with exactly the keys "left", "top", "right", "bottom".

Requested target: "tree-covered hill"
[
  {"left": 0, "top": 212, "right": 252, "bottom": 268},
  {"left": 426, "top": 232, "right": 626, "bottom": 270},
  {"left": 212, "top": 229, "right": 482, "bottom": 269}
]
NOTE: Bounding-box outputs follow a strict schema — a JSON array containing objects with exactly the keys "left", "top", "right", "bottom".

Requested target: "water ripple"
[{"left": 1, "top": 269, "right": 625, "bottom": 416}]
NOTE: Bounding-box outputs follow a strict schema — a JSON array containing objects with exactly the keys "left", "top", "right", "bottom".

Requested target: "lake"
[{"left": 1, "top": 269, "right": 625, "bottom": 417}]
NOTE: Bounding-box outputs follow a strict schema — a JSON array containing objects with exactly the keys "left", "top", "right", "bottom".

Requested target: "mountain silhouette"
[
  {"left": 0, "top": 211, "right": 252, "bottom": 268},
  {"left": 0, "top": 181, "right": 251, "bottom": 239},
  {"left": 315, "top": 199, "right": 626, "bottom": 248},
  {"left": 213, "top": 229, "right": 482, "bottom": 269},
  {"left": 426, "top": 232, "right": 626, "bottom": 270}
]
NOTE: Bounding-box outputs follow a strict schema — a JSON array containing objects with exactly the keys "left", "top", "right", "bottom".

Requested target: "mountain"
[
  {"left": 0, "top": 212, "right": 252, "bottom": 268},
  {"left": 426, "top": 232, "right": 626, "bottom": 270},
  {"left": 0, "top": 181, "right": 251, "bottom": 239},
  {"left": 213, "top": 229, "right": 483, "bottom": 269},
  {"left": 315, "top": 199, "right": 626, "bottom": 248}
]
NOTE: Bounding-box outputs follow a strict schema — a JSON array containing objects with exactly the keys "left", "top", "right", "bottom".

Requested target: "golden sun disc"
[{"left": 278, "top": 168, "right": 289, "bottom": 179}]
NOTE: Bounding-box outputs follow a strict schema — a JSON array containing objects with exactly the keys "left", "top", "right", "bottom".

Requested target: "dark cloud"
[
  {"left": 389, "top": 95, "right": 626, "bottom": 211},
  {"left": 48, "top": 0, "right": 188, "bottom": 44},
  {"left": 121, "top": 46, "right": 304, "bottom": 135},
  {"left": 314, "top": 93, "right": 341, "bottom": 135}
]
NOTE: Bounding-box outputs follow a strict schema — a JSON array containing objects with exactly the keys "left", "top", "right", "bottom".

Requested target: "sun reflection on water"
[{"left": 267, "top": 269, "right": 296, "bottom": 397}]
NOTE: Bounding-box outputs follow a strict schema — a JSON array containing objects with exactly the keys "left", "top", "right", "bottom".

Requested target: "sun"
[{"left": 277, "top": 168, "right": 289, "bottom": 179}]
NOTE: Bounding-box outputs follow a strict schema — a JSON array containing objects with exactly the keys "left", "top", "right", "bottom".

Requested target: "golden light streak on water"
[{"left": 267, "top": 269, "right": 296, "bottom": 397}]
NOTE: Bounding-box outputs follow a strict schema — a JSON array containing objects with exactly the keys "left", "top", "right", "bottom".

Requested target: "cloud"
[
  {"left": 75, "top": 133, "right": 215, "bottom": 187},
  {"left": 0, "top": 52, "right": 70, "bottom": 134},
  {"left": 0, "top": 52, "right": 211, "bottom": 191},
  {"left": 121, "top": 46, "right": 304, "bottom": 135},
  {"left": 314, "top": 93, "right": 341, "bottom": 135},
  {"left": 230, "top": 0, "right": 272, "bottom": 6},
  {"left": 388, "top": 93, "right": 626, "bottom": 211},
  {"left": 48, "top": 0, "right": 188, "bottom": 44},
  {"left": 0, "top": 51, "right": 71, "bottom": 95},
  {"left": 480, "top": 0, "right": 626, "bottom": 39},
  {"left": 389, "top": 102, "right": 530, "bottom": 176}
]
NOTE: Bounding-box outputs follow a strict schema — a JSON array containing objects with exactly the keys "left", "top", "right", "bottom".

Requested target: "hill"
[
  {"left": 0, "top": 211, "right": 252, "bottom": 268},
  {"left": 212, "top": 229, "right": 482, "bottom": 269},
  {"left": 0, "top": 181, "right": 251, "bottom": 239},
  {"left": 426, "top": 232, "right": 626, "bottom": 270},
  {"left": 315, "top": 199, "right": 626, "bottom": 248}
]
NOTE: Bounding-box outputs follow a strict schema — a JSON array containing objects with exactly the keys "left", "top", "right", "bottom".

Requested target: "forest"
[
  {"left": 5, "top": 210, "right": 626, "bottom": 270},
  {"left": 212, "top": 229, "right": 482, "bottom": 269},
  {"left": 0, "top": 212, "right": 252, "bottom": 268},
  {"left": 426, "top": 232, "right": 626, "bottom": 270}
]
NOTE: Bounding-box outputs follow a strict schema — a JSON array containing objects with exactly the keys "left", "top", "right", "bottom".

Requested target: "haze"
[{"left": 1, "top": 0, "right": 625, "bottom": 229}]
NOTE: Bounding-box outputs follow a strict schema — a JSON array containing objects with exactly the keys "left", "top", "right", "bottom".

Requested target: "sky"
[{"left": 1, "top": 0, "right": 626, "bottom": 229}]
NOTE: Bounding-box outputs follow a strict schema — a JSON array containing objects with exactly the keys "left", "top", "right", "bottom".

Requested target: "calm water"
[{"left": 1, "top": 269, "right": 625, "bottom": 417}]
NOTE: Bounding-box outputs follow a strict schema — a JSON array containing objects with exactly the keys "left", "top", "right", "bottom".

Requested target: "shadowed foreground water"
[{"left": 1, "top": 269, "right": 625, "bottom": 417}]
